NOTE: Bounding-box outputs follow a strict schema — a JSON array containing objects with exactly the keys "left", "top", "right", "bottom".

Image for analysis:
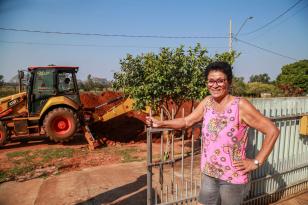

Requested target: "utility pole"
[
  {"left": 229, "top": 18, "right": 232, "bottom": 53},
  {"left": 229, "top": 17, "right": 253, "bottom": 53}
]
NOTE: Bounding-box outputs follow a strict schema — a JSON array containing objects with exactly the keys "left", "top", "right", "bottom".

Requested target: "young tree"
[{"left": 113, "top": 44, "right": 238, "bottom": 118}]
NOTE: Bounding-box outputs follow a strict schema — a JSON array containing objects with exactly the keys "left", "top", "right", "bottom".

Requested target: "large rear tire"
[
  {"left": 0, "top": 122, "right": 7, "bottom": 147},
  {"left": 43, "top": 108, "right": 79, "bottom": 142}
]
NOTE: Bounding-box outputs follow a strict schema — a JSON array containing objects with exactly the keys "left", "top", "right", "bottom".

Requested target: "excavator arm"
[
  {"left": 0, "top": 92, "right": 27, "bottom": 120},
  {"left": 82, "top": 96, "right": 150, "bottom": 150},
  {"left": 98, "top": 98, "right": 150, "bottom": 122}
]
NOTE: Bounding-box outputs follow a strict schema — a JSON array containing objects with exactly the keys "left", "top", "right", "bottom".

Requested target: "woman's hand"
[
  {"left": 233, "top": 159, "right": 258, "bottom": 174},
  {"left": 145, "top": 116, "right": 162, "bottom": 128}
]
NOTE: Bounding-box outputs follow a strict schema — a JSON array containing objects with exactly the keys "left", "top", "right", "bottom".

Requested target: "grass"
[
  {"left": 0, "top": 148, "right": 76, "bottom": 183},
  {"left": 0, "top": 146, "right": 147, "bottom": 183},
  {"left": 35, "top": 148, "right": 74, "bottom": 162},
  {"left": 115, "top": 147, "right": 145, "bottom": 163},
  {"left": 102, "top": 146, "right": 146, "bottom": 163}
]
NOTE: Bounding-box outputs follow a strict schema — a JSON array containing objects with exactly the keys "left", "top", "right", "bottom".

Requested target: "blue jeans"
[{"left": 198, "top": 174, "right": 250, "bottom": 205}]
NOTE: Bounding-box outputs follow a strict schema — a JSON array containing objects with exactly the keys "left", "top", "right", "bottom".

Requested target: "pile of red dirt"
[
  {"left": 80, "top": 91, "right": 200, "bottom": 143},
  {"left": 80, "top": 91, "right": 147, "bottom": 143},
  {"left": 91, "top": 113, "right": 146, "bottom": 143},
  {"left": 80, "top": 91, "right": 124, "bottom": 116}
]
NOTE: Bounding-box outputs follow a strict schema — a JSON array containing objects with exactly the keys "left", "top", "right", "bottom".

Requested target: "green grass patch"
[
  {"left": 0, "top": 171, "right": 8, "bottom": 183},
  {"left": 7, "top": 148, "right": 74, "bottom": 161},
  {"left": 35, "top": 148, "right": 74, "bottom": 162},
  {"left": 1, "top": 148, "right": 77, "bottom": 183},
  {"left": 115, "top": 147, "right": 144, "bottom": 163},
  {"left": 0, "top": 146, "right": 146, "bottom": 183},
  {"left": 8, "top": 165, "right": 36, "bottom": 176},
  {"left": 7, "top": 150, "right": 31, "bottom": 158}
]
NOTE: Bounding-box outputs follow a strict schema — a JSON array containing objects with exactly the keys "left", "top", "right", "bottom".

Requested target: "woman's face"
[{"left": 207, "top": 70, "right": 230, "bottom": 99}]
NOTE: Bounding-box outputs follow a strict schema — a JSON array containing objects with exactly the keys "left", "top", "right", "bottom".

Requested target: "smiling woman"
[{"left": 146, "top": 61, "right": 280, "bottom": 205}]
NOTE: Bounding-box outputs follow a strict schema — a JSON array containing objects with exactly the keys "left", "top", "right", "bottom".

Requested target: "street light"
[{"left": 234, "top": 16, "right": 253, "bottom": 38}]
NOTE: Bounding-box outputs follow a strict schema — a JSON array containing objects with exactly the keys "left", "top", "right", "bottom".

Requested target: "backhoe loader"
[{"left": 0, "top": 66, "right": 149, "bottom": 150}]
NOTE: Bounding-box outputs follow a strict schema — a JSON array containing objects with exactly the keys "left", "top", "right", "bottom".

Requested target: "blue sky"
[{"left": 0, "top": 0, "right": 307, "bottom": 81}]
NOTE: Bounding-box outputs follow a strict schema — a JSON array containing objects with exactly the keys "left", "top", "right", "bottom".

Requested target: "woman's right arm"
[{"left": 146, "top": 97, "right": 209, "bottom": 129}]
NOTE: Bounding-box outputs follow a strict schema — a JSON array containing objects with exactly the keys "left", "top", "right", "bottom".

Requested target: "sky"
[{"left": 0, "top": 0, "right": 307, "bottom": 82}]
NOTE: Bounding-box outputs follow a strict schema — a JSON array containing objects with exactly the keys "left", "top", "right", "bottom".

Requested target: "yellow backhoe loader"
[{"left": 0, "top": 66, "right": 149, "bottom": 150}]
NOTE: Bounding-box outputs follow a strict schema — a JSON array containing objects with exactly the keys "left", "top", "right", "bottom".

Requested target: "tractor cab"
[{"left": 27, "top": 66, "right": 81, "bottom": 115}]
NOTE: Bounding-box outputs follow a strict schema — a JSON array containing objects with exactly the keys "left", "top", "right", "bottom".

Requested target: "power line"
[
  {"left": 246, "top": 2, "right": 308, "bottom": 42},
  {"left": 241, "top": 0, "right": 304, "bottom": 36},
  {"left": 0, "top": 27, "right": 228, "bottom": 39},
  {"left": 250, "top": 2, "right": 308, "bottom": 40},
  {"left": 0, "top": 40, "right": 228, "bottom": 49},
  {"left": 0, "top": 40, "right": 166, "bottom": 48},
  {"left": 0, "top": 28, "right": 297, "bottom": 61},
  {"left": 236, "top": 38, "right": 298, "bottom": 61}
]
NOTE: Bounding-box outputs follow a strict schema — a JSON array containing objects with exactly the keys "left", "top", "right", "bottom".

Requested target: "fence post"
[{"left": 147, "top": 128, "right": 153, "bottom": 205}]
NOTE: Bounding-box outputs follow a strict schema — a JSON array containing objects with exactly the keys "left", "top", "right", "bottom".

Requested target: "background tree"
[
  {"left": 231, "top": 76, "right": 247, "bottom": 96},
  {"left": 92, "top": 77, "right": 111, "bottom": 90},
  {"left": 0, "top": 75, "right": 4, "bottom": 86},
  {"left": 77, "top": 80, "right": 85, "bottom": 91},
  {"left": 246, "top": 82, "right": 281, "bottom": 97},
  {"left": 249, "top": 73, "right": 271, "bottom": 83},
  {"left": 80, "top": 75, "right": 111, "bottom": 91},
  {"left": 278, "top": 84, "right": 304, "bottom": 97},
  {"left": 113, "top": 44, "right": 238, "bottom": 117},
  {"left": 82, "top": 74, "right": 95, "bottom": 91},
  {"left": 276, "top": 60, "right": 308, "bottom": 94}
]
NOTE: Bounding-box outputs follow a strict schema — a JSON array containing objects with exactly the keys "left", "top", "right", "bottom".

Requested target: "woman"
[{"left": 146, "top": 61, "right": 280, "bottom": 205}]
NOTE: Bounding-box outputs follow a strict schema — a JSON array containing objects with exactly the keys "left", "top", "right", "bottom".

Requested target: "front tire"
[{"left": 43, "top": 108, "right": 79, "bottom": 142}]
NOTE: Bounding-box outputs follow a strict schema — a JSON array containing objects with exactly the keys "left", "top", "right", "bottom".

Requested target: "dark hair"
[{"left": 204, "top": 61, "right": 233, "bottom": 83}]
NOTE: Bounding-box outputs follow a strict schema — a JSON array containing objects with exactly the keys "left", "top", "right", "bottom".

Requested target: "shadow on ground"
[{"left": 76, "top": 174, "right": 154, "bottom": 205}]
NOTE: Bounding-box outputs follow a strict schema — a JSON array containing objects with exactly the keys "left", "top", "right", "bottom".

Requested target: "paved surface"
[
  {"left": 0, "top": 162, "right": 147, "bottom": 205},
  {"left": 271, "top": 191, "right": 308, "bottom": 205},
  {"left": 0, "top": 161, "right": 307, "bottom": 205}
]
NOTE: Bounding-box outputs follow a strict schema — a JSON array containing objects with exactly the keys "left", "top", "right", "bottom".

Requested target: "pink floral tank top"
[{"left": 201, "top": 96, "right": 249, "bottom": 184}]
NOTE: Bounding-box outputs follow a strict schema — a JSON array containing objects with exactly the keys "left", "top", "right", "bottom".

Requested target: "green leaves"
[
  {"left": 249, "top": 73, "right": 271, "bottom": 83},
  {"left": 113, "top": 44, "right": 238, "bottom": 114},
  {"left": 276, "top": 60, "right": 308, "bottom": 94},
  {"left": 246, "top": 82, "right": 280, "bottom": 97}
]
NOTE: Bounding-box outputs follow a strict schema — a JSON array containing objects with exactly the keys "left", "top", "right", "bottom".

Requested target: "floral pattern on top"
[{"left": 201, "top": 97, "right": 248, "bottom": 184}]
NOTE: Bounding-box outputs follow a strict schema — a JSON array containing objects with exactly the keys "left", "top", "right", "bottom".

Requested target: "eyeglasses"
[{"left": 207, "top": 79, "right": 227, "bottom": 86}]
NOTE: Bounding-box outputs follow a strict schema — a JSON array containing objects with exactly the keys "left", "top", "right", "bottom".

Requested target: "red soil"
[
  {"left": 80, "top": 91, "right": 147, "bottom": 143},
  {"left": 80, "top": 91, "right": 124, "bottom": 115},
  {"left": 80, "top": 91, "right": 200, "bottom": 143}
]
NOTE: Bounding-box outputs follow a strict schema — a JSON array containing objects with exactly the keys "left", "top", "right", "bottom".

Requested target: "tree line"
[
  {"left": 232, "top": 60, "right": 307, "bottom": 97},
  {"left": 0, "top": 73, "right": 112, "bottom": 95},
  {"left": 113, "top": 44, "right": 308, "bottom": 114}
]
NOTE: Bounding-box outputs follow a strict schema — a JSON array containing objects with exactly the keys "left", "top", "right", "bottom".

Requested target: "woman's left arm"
[{"left": 234, "top": 98, "right": 280, "bottom": 174}]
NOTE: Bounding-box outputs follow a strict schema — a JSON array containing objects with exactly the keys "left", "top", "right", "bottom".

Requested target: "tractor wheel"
[
  {"left": 43, "top": 108, "right": 79, "bottom": 142},
  {"left": 0, "top": 122, "right": 7, "bottom": 147}
]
